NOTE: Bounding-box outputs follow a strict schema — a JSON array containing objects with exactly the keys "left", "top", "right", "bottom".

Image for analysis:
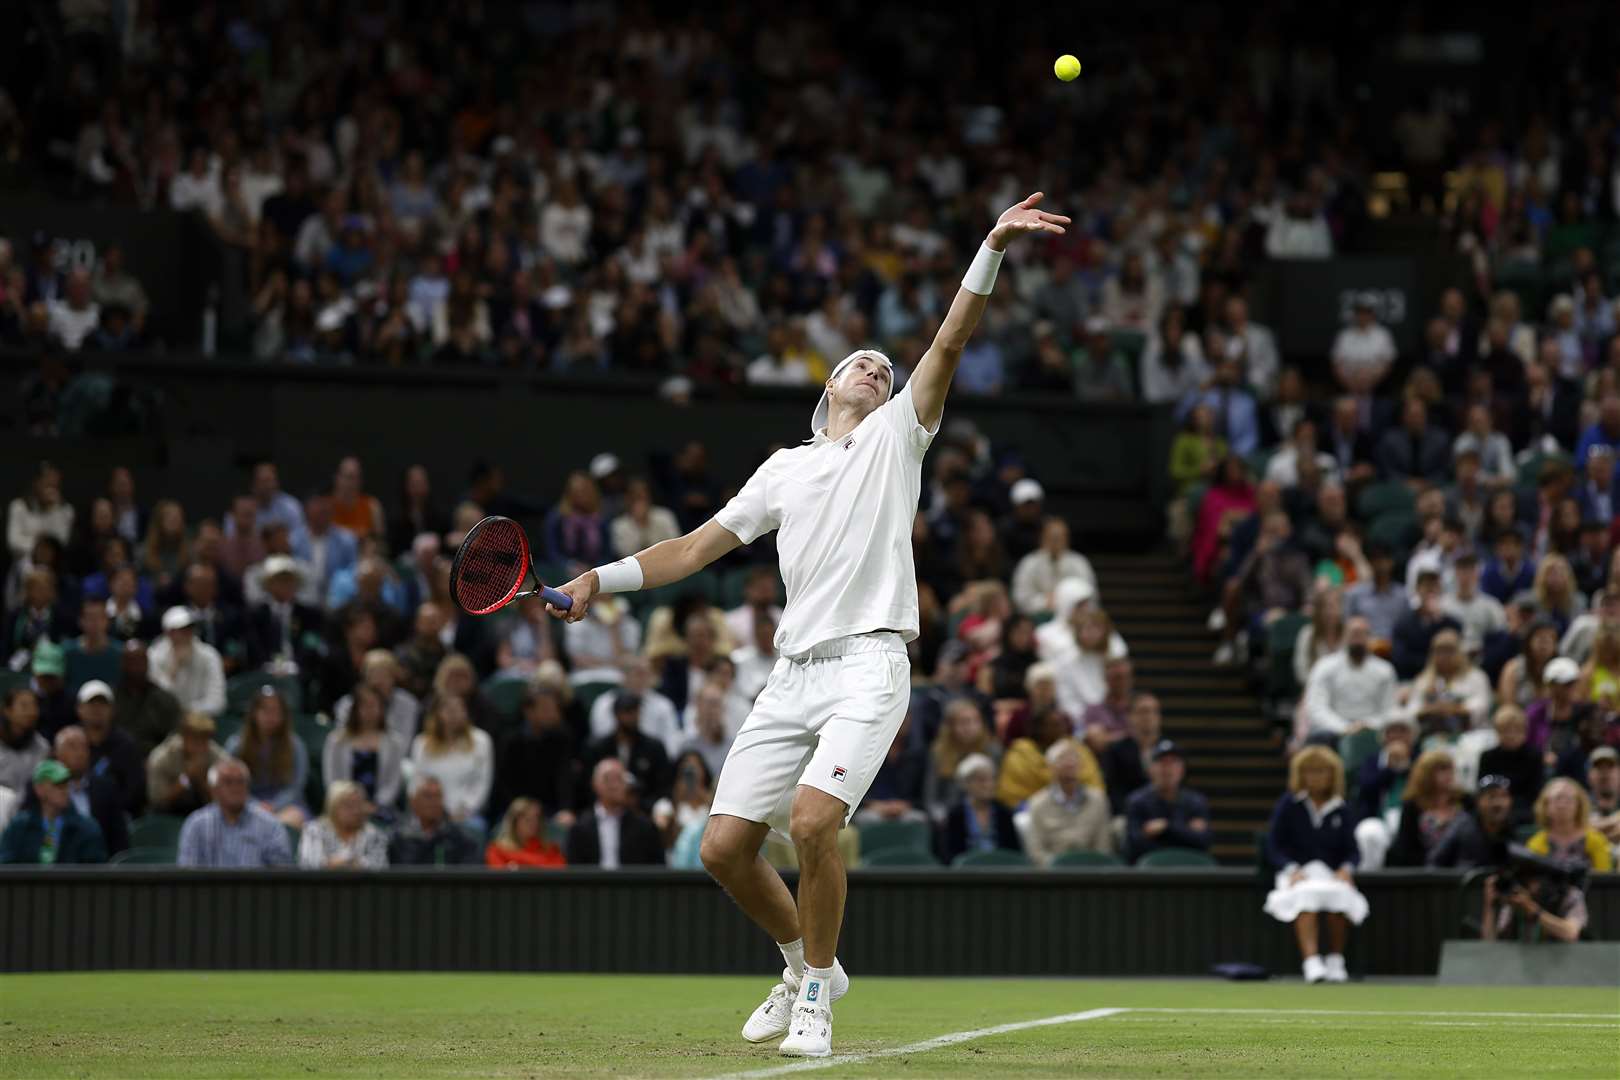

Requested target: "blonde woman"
[
  {"left": 1577, "top": 623, "right": 1620, "bottom": 708},
  {"left": 140, "top": 499, "right": 190, "bottom": 587},
  {"left": 485, "top": 797, "right": 565, "bottom": 869},
  {"left": 1532, "top": 553, "right": 1587, "bottom": 632},
  {"left": 1397, "top": 628, "right": 1493, "bottom": 737},
  {"left": 1050, "top": 607, "right": 1129, "bottom": 719},
  {"left": 430, "top": 651, "right": 497, "bottom": 734},
  {"left": 1383, "top": 749, "right": 1464, "bottom": 868},
  {"left": 1526, "top": 777, "right": 1614, "bottom": 871},
  {"left": 297, "top": 781, "right": 388, "bottom": 869},
  {"left": 323, "top": 682, "right": 405, "bottom": 812},
  {"left": 924, "top": 699, "right": 1001, "bottom": 820},
  {"left": 1263, "top": 746, "right": 1367, "bottom": 984},
  {"left": 1293, "top": 585, "right": 1344, "bottom": 691},
  {"left": 409, "top": 693, "right": 494, "bottom": 833}
]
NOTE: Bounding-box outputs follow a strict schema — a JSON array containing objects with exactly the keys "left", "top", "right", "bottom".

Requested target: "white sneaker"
[
  {"left": 778, "top": 976, "right": 834, "bottom": 1058},
  {"left": 1212, "top": 641, "right": 1236, "bottom": 666},
  {"left": 1206, "top": 608, "right": 1226, "bottom": 632},
  {"left": 1324, "top": 954, "right": 1348, "bottom": 983},
  {"left": 1302, "top": 955, "right": 1326, "bottom": 984},
  {"left": 742, "top": 962, "right": 849, "bottom": 1043}
]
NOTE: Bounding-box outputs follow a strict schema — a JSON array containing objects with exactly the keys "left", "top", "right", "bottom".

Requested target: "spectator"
[
  {"left": 295, "top": 780, "right": 388, "bottom": 869},
  {"left": 654, "top": 752, "right": 715, "bottom": 866},
  {"left": 72, "top": 679, "right": 145, "bottom": 817},
  {"left": 410, "top": 694, "right": 494, "bottom": 832},
  {"left": 1576, "top": 446, "right": 1616, "bottom": 524},
  {"left": 1532, "top": 553, "right": 1587, "bottom": 635},
  {"left": 1332, "top": 298, "right": 1396, "bottom": 407},
  {"left": 225, "top": 688, "right": 309, "bottom": 827},
  {"left": 1262, "top": 746, "right": 1366, "bottom": 985},
  {"left": 1476, "top": 706, "right": 1542, "bottom": 825},
  {"left": 1579, "top": 623, "right": 1620, "bottom": 712},
  {"left": 1099, "top": 252, "right": 1164, "bottom": 330},
  {"left": 139, "top": 500, "right": 191, "bottom": 590},
  {"left": 923, "top": 699, "right": 1001, "bottom": 821},
  {"left": 1351, "top": 713, "right": 1415, "bottom": 840},
  {"left": 5, "top": 566, "right": 70, "bottom": 660},
  {"left": 1215, "top": 509, "right": 1312, "bottom": 666},
  {"left": 542, "top": 471, "right": 608, "bottom": 573},
  {"left": 1499, "top": 619, "right": 1562, "bottom": 712},
  {"left": 1572, "top": 393, "right": 1620, "bottom": 466},
  {"left": 1586, "top": 747, "right": 1619, "bottom": 861},
  {"left": 998, "top": 479, "right": 1048, "bottom": 565},
  {"left": 0, "top": 689, "right": 46, "bottom": 790},
  {"left": 1526, "top": 656, "right": 1597, "bottom": 770},
  {"left": 997, "top": 705, "right": 1101, "bottom": 809},
  {"left": 1380, "top": 749, "right": 1465, "bottom": 869},
  {"left": 147, "top": 606, "right": 226, "bottom": 716},
  {"left": 327, "top": 457, "right": 385, "bottom": 541},
  {"left": 721, "top": 566, "right": 783, "bottom": 650},
  {"left": 1177, "top": 359, "right": 1260, "bottom": 457},
  {"left": 1024, "top": 738, "right": 1115, "bottom": 866},
  {"left": 45, "top": 268, "right": 99, "bottom": 351},
  {"left": 609, "top": 477, "right": 681, "bottom": 560},
  {"left": 1376, "top": 395, "right": 1450, "bottom": 487},
  {"left": 1443, "top": 552, "right": 1507, "bottom": 658},
  {"left": 64, "top": 596, "right": 120, "bottom": 700},
  {"left": 176, "top": 757, "right": 294, "bottom": 867},
  {"left": 1221, "top": 297, "right": 1281, "bottom": 401},
  {"left": 89, "top": 245, "right": 147, "bottom": 336},
  {"left": 854, "top": 713, "right": 929, "bottom": 825},
  {"left": 1265, "top": 420, "right": 1339, "bottom": 490},
  {"left": 1481, "top": 529, "right": 1536, "bottom": 604},
  {"left": 1141, "top": 307, "right": 1210, "bottom": 406},
  {"left": 1525, "top": 776, "right": 1614, "bottom": 872},
  {"left": 730, "top": 610, "right": 778, "bottom": 705},
  {"left": 7, "top": 462, "right": 73, "bottom": 562},
  {"left": 1048, "top": 607, "right": 1128, "bottom": 720},
  {"left": 659, "top": 612, "right": 722, "bottom": 716},
  {"left": 1099, "top": 693, "right": 1160, "bottom": 816},
  {"left": 493, "top": 596, "right": 560, "bottom": 681},
  {"left": 1123, "top": 740, "right": 1212, "bottom": 863},
  {"left": 0, "top": 759, "right": 107, "bottom": 864},
  {"left": 1079, "top": 657, "right": 1135, "bottom": 751},
  {"left": 1293, "top": 586, "right": 1345, "bottom": 693},
  {"left": 495, "top": 687, "right": 579, "bottom": 824},
  {"left": 676, "top": 684, "right": 735, "bottom": 785},
  {"left": 245, "top": 555, "right": 324, "bottom": 672},
  {"left": 1390, "top": 572, "right": 1465, "bottom": 681},
  {"left": 50, "top": 724, "right": 129, "bottom": 855},
  {"left": 393, "top": 603, "right": 449, "bottom": 701},
  {"left": 113, "top": 641, "right": 182, "bottom": 759},
  {"left": 587, "top": 659, "right": 681, "bottom": 749},
  {"left": 986, "top": 614, "right": 1039, "bottom": 701},
  {"left": 1452, "top": 404, "right": 1516, "bottom": 488},
  {"left": 1403, "top": 514, "right": 1468, "bottom": 596},
  {"left": 1430, "top": 773, "right": 1518, "bottom": 869},
  {"left": 938, "top": 753, "right": 1021, "bottom": 865},
  {"left": 1010, "top": 517, "right": 1097, "bottom": 618},
  {"left": 1265, "top": 191, "right": 1334, "bottom": 259},
  {"left": 1343, "top": 543, "right": 1407, "bottom": 642},
  {"left": 1071, "top": 319, "right": 1135, "bottom": 402},
  {"left": 105, "top": 566, "right": 153, "bottom": 642},
  {"left": 322, "top": 683, "right": 405, "bottom": 814},
  {"left": 565, "top": 758, "right": 664, "bottom": 867},
  {"left": 1301, "top": 617, "right": 1398, "bottom": 741},
  {"left": 485, "top": 797, "right": 566, "bottom": 869},
  {"left": 301, "top": 494, "right": 358, "bottom": 597},
  {"left": 387, "top": 467, "right": 448, "bottom": 560},
  {"left": 144, "top": 712, "right": 227, "bottom": 817},
  {"left": 1323, "top": 397, "right": 1379, "bottom": 487},
  {"left": 386, "top": 775, "right": 480, "bottom": 866}
]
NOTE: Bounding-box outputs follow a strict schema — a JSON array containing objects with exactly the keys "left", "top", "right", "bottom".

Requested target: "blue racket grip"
[{"left": 540, "top": 585, "right": 573, "bottom": 611}]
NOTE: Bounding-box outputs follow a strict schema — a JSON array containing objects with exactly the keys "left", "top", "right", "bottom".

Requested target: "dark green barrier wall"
[{"left": 3, "top": 869, "right": 1614, "bottom": 976}]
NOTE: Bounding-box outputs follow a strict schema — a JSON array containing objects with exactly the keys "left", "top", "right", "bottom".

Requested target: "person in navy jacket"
[{"left": 1263, "top": 745, "right": 1369, "bottom": 984}]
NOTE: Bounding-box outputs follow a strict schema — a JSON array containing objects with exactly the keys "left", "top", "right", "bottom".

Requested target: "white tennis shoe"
[
  {"left": 741, "top": 961, "right": 848, "bottom": 1044},
  {"left": 778, "top": 973, "right": 836, "bottom": 1058}
]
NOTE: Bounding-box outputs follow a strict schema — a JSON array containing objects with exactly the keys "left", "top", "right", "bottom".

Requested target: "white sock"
[
  {"left": 800, "top": 963, "right": 835, "bottom": 1002},
  {"left": 779, "top": 938, "right": 805, "bottom": 981}
]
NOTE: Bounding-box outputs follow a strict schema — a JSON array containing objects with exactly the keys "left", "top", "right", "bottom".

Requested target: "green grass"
[{"left": 1, "top": 973, "right": 1615, "bottom": 1078}]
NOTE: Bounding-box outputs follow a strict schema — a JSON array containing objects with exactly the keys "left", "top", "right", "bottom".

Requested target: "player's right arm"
[{"left": 548, "top": 518, "right": 742, "bottom": 623}]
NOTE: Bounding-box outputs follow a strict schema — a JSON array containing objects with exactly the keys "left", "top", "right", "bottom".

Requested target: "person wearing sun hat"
[{"left": 0, "top": 758, "right": 108, "bottom": 864}]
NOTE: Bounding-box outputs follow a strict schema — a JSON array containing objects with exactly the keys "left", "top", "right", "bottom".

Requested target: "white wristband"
[
  {"left": 592, "top": 557, "right": 644, "bottom": 594},
  {"left": 961, "top": 242, "right": 1004, "bottom": 295}
]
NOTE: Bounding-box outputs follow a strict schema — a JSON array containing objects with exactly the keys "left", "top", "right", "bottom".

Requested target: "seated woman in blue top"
[
  {"left": 939, "top": 753, "right": 1022, "bottom": 865},
  {"left": 224, "top": 686, "right": 311, "bottom": 829},
  {"left": 1263, "top": 745, "right": 1369, "bottom": 985}
]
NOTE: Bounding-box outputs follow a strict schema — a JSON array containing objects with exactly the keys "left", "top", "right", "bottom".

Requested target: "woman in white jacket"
[{"left": 409, "top": 693, "right": 493, "bottom": 834}]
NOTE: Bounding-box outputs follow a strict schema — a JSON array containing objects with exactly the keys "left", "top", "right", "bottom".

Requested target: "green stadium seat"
[
  {"left": 952, "top": 848, "right": 1033, "bottom": 869},
  {"left": 0, "top": 668, "right": 30, "bottom": 697},
  {"left": 1339, "top": 728, "right": 1381, "bottom": 792},
  {"left": 861, "top": 847, "right": 941, "bottom": 868},
  {"left": 1514, "top": 824, "right": 1539, "bottom": 843},
  {"left": 213, "top": 710, "right": 245, "bottom": 747},
  {"left": 1515, "top": 452, "right": 1569, "bottom": 489},
  {"left": 1137, "top": 848, "right": 1218, "bottom": 869},
  {"left": 482, "top": 678, "right": 530, "bottom": 725},
  {"left": 1264, "top": 611, "right": 1311, "bottom": 702},
  {"left": 110, "top": 846, "right": 177, "bottom": 865},
  {"left": 294, "top": 715, "right": 331, "bottom": 810},
  {"left": 1367, "top": 511, "right": 1418, "bottom": 556},
  {"left": 574, "top": 680, "right": 621, "bottom": 717},
  {"left": 718, "top": 566, "right": 784, "bottom": 610},
  {"left": 857, "top": 818, "right": 932, "bottom": 856},
  {"left": 226, "top": 671, "right": 302, "bottom": 714},
  {"left": 1049, "top": 850, "right": 1123, "bottom": 868},
  {"left": 1355, "top": 481, "right": 1415, "bottom": 522},
  {"left": 128, "top": 814, "right": 186, "bottom": 851},
  {"left": 545, "top": 818, "right": 570, "bottom": 846}
]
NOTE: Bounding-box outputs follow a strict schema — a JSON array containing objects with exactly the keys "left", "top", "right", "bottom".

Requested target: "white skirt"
[{"left": 1263, "top": 860, "right": 1370, "bottom": 925}]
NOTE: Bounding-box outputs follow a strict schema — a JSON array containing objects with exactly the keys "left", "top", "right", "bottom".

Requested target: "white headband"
[{"left": 810, "top": 349, "right": 894, "bottom": 438}]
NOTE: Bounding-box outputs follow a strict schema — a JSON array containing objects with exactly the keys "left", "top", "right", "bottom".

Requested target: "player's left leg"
[{"left": 1323, "top": 913, "right": 1350, "bottom": 982}]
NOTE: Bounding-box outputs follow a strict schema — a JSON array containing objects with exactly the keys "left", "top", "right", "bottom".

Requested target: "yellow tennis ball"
[{"left": 1054, "top": 54, "right": 1081, "bottom": 82}]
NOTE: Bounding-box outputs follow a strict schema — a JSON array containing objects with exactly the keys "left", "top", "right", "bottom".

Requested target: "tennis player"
[{"left": 548, "top": 193, "right": 1068, "bottom": 1057}]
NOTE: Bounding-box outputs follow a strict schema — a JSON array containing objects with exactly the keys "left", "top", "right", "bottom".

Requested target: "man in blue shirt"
[
  {"left": 1572, "top": 393, "right": 1620, "bottom": 471},
  {"left": 176, "top": 757, "right": 293, "bottom": 867},
  {"left": 1124, "top": 741, "right": 1213, "bottom": 863},
  {"left": 1177, "top": 358, "right": 1259, "bottom": 456},
  {"left": 0, "top": 759, "right": 107, "bottom": 864},
  {"left": 1481, "top": 529, "right": 1536, "bottom": 604},
  {"left": 225, "top": 463, "right": 310, "bottom": 555}
]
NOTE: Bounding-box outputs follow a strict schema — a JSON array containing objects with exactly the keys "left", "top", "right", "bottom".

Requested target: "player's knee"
[
  {"left": 788, "top": 794, "right": 844, "bottom": 852},
  {"left": 699, "top": 824, "right": 747, "bottom": 880}
]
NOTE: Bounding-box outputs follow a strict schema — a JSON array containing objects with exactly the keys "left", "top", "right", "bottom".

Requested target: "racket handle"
[{"left": 540, "top": 586, "right": 573, "bottom": 611}]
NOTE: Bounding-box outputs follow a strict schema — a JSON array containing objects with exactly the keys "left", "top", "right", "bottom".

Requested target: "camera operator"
[
  {"left": 1429, "top": 774, "right": 1515, "bottom": 869},
  {"left": 1481, "top": 848, "right": 1587, "bottom": 944}
]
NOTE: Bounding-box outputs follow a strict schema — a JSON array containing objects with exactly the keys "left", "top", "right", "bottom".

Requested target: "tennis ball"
[{"left": 1054, "top": 54, "right": 1081, "bottom": 82}]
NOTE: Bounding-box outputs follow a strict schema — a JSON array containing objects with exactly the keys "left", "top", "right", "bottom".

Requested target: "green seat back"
[
  {"left": 110, "top": 846, "right": 178, "bottom": 865},
  {"left": 861, "top": 847, "right": 942, "bottom": 868},
  {"left": 1137, "top": 847, "right": 1218, "bottom": 868},
  {"left": 1050, "top": 849, "right": 1123, "bottom": 868},
  {"left": 574, "top": 680, "right": 621, "bottom": 717},
  {"left": 1355, "top": 481, "right": 1416, "bottom": 522},
  {"left": 295, "top": 715, "right": 331, "bottom": 810},
  {"left": 857, "top": 819, "right": 933, "bottom": 856},
  {"left": 1367, "top": 511, "right": 1417, "bottom": 555},
  {"left": 1265, "top": 612, "right": 1311, "bottom": 699},
  {"left": 482, "top": 678, "right": 530, "bottom": 726},
  {"left": 1338, "top": 728, "right": 1382, "bottom": 791},
  {"left": 128, "top": 814, "right": 186, "bottom": 851},
  {"left": 952, "top": 848, "right": 1034, "bottom": 869},
  {"left": 226, "top": 672, "right": 302, "bottom": 714},
  {"left": 1516, "top": 452, "right": 1570, "bottom": 489}
]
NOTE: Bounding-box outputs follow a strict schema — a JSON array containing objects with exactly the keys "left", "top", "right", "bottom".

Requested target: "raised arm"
[
  {"left": 909, "top": 193, "right": 1069, "bottom": 429},
  {"left": 548, "top": 517, "right": 742, "bottom": 623}
]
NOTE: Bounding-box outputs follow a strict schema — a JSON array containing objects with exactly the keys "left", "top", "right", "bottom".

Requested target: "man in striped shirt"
[{"left": 177, "top": 757, "right": 292, "bottom": 867}]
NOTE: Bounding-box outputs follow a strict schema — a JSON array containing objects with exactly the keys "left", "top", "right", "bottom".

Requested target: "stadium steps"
[{"left": 1090, "top": 551, "right": 1283, "bottom": 865}]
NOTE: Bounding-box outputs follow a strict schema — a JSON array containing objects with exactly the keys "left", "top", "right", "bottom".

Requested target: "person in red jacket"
[{"left": 485, "top": 797, "right": 565, "bottom": 869}]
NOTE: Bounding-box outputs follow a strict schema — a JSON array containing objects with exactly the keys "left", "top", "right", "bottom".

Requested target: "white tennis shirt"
[{"left": 716, "top": 381, "right": 938, "bottom": 658}]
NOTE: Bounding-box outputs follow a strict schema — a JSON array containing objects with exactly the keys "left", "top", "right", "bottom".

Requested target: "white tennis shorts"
[{"left": 710, "top": 631, "right": 910, "bottom": 839}]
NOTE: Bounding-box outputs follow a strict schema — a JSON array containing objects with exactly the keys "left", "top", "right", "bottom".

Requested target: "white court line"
[
  {"left": 714, "top": 1007, "right": 1127, "bottom": 1079},
  {"left": 713, "top": 1005, "right": 1619, "bottom": 1079}
]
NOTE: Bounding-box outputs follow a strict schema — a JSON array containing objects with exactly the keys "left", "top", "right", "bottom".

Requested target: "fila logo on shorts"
[{"left": 831, "top": 766, "right": 847, "bottom": 783}]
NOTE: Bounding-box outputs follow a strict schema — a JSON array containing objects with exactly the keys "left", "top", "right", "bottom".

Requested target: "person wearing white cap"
[
  {"left": 545, "top": 191, "right": 1070, "bottom": 1057},
  {"left": 245, "top": 554, "right": 324, "bottom": 671},
  {"left": 1011, "top": 516, "right": 1097, "bottom": 618},
  {"left": 147, "top": 606, "right": 226, "bottom": 717},
  {"left": 999, "top": 477, "right": 1046, "bottom": 561}
]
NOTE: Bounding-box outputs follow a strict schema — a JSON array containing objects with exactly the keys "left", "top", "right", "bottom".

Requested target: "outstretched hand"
[{"left": 988, "top": 192, "right": 1070, "bottom": 251}]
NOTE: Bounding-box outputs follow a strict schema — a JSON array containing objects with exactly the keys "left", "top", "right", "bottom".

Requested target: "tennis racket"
[{"left": 448, "top": 515, "right": 573, "bottom": 615}]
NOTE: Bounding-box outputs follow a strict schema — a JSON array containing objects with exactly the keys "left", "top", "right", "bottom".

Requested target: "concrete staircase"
[{"left": 1091, "top": 550, "right": 1285, "bottom": 865}]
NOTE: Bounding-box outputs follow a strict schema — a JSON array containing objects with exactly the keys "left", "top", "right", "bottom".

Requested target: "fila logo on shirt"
[
  {"left": 831, "top": 766, "right": 847, "bottom": 783},
  {"left": 842, "top": 436, "right": 855, "bottom": 450}
]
